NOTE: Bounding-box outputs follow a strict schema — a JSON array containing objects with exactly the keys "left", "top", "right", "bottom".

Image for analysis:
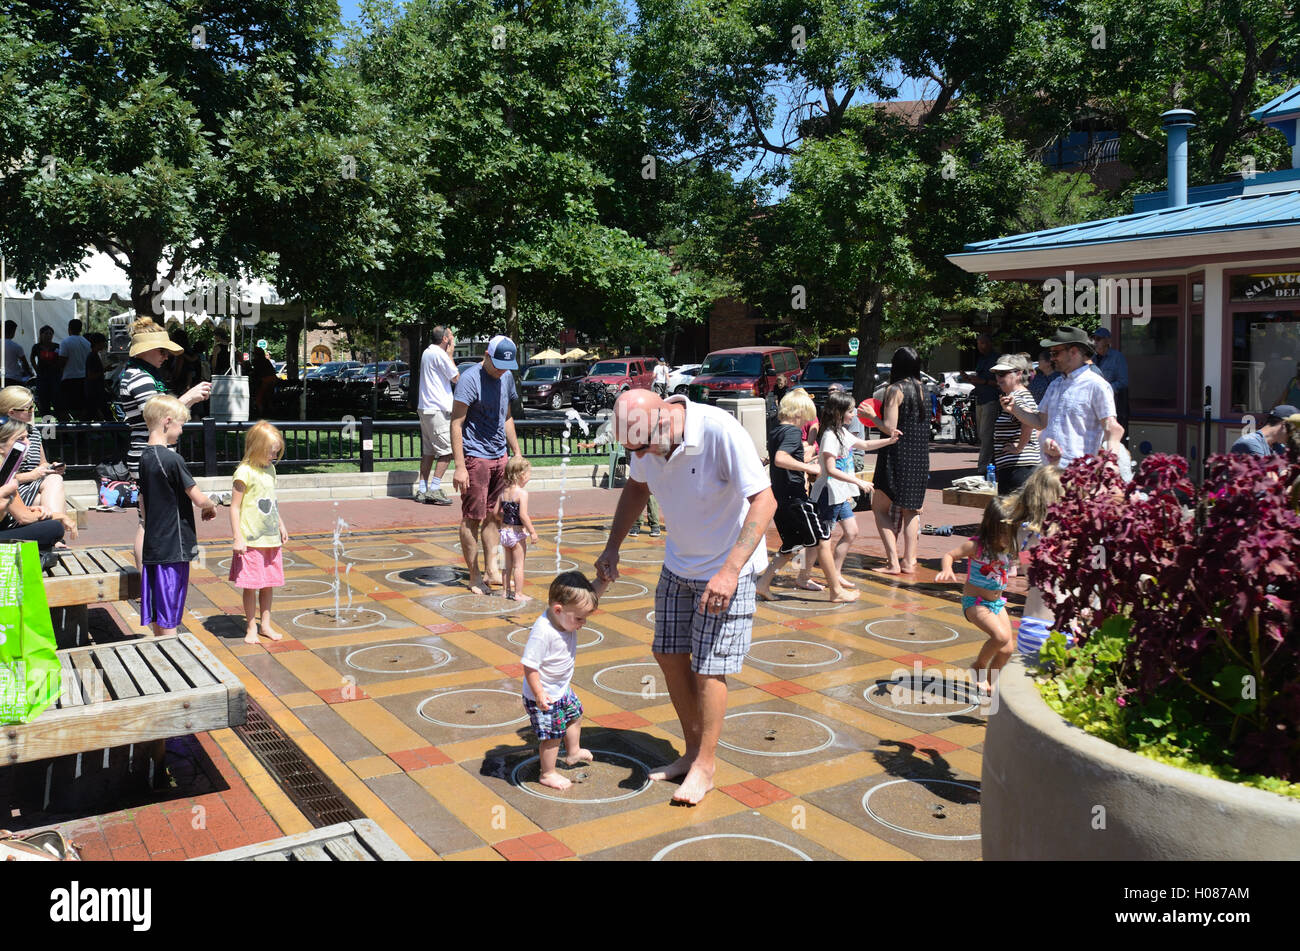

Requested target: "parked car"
[
  {"left": 688, "top": 346, "right": 800, "bottom": 404},
  {"left": 519, "top": 362, "right": 588, "bottom": 411},
  {"left": 667, "top": 363, "right": 701, "bottom": 395},
  {"left": 571, "top": 356, "right": 658, "bottom": 412},
  {"left": 311, "top": 360, "right": 362, "bottom": 380},
  {"left": 272, "top": 360, "right": 287, "bottom": 380},
  {"left": 798, "top": 356, "right": 859, "bottom": 408}
]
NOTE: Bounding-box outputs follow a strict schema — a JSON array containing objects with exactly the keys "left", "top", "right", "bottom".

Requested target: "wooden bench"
[
  {"left": 44, "top": 547, "right": 140, "bottom": 648},
  {"left": 193, "top": 820, "right": 410, "bottom": 862},
  {"left": 2, "top": 633, "right": 246, "bottom": 767}
]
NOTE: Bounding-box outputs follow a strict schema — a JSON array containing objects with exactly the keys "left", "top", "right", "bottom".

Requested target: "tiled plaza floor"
[{"left": 46, "top": 512, "right": 1017, "bottom": 861}]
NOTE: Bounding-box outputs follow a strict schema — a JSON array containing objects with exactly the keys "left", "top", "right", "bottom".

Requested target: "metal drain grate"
[{"left": 234, "top": 699, "right": 363, "bottom": 828}]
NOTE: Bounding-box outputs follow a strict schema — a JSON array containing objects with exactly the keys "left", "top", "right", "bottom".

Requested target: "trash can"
[{"left": 210, "top": 374, "right": 249, "bottom": 422}]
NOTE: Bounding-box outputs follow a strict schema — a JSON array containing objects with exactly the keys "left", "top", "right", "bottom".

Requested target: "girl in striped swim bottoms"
[{"left": 1008, "top": 466, "right": 1075, "bottom": 658}]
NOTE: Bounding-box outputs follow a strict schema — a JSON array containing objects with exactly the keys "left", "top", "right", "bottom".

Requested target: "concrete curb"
[{"left": 982, "top": 656, "right": 1300, "bottom": 859}]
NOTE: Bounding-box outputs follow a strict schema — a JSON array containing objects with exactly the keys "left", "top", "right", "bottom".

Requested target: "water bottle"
[{"left": 986, "top": 463, "right": 996, "bottom": 487}]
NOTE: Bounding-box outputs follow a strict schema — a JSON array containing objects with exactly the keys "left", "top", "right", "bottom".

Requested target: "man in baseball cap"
[
  {"left": 485, "top": 334, "right": 518, "bottom": 371},
  {"left": 1230, "top": 405, "right": 1299, "bottom": 457},
  {"left": 450, "top": 334, "right": 522, "bottom": 593}
]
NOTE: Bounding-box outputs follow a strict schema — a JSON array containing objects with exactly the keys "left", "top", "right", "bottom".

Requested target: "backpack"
[{"left": 98, "top": 478, "right": 138, "bottom": 508}]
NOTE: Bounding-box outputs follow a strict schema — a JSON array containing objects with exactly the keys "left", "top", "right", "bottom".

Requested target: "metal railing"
[{"left": 42, "top": 417, "right": 609, "bottom": 478}]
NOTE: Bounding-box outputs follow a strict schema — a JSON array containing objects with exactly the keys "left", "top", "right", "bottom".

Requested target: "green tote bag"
[{"left": 0, "top": 542, "right": 61, "bottom": 724}]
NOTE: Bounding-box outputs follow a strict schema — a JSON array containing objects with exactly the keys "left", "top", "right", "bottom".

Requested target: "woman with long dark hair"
[{"left": 871, "top": 346, "right": 929, "bottom": 573}]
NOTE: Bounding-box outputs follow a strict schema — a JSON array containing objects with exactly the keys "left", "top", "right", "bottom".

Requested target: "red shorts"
[{"left": 462, "top": 455, "right": 507, "bottom": 522}]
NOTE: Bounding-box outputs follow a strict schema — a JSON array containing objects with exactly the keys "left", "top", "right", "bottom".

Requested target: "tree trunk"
[
  {"left": 285, "top": 321, "right": 301, "bottom": 382},
  {"left": 852, "top": 285, "right": 885, "bottom": 402},
  {"left": 505, "top": 271, "right": 520, "bottom": 347}
]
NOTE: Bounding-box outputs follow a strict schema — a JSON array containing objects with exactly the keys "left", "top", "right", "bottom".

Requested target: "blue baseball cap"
[
  {"left": 486, "top": 335, "right": 518, "bottom": 370},
  {"left": 1091, "top": 327, "right": 1112, "bottom": 339}
]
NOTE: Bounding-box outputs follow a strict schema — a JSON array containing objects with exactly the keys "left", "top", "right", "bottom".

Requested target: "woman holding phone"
[
  {"left": 0, "top": 419, "right": 70, "bottom": 549},
  {"left": 0, "top": 385, "right": 70, "bottom": 541}
]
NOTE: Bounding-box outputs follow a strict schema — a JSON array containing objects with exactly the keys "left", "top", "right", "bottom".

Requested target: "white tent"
[{"left": 1, "top": 249, "right": 287, "bottom": 378}]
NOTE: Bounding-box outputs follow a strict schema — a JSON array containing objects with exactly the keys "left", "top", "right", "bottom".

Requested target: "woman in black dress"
[{"left": 871, "top": 346, "right": 929, "bottom": 574}]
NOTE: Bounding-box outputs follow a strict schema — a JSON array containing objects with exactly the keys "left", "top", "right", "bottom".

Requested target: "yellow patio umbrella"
[
  {"left": 531, "top": 348, "right": 563, "bottom": 361},
  {"left": 560, "top": 348, "right": 588, "bottom": 360}
]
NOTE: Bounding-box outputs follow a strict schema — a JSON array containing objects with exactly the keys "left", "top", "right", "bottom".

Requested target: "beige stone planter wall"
[{"left": 982, "top": 657, "right": 1300, "bottom": 860}]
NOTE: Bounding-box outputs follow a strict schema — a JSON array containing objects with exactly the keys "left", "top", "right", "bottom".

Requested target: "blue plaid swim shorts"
[
  {"left": 652, "top": 566, "right": 757, "bottom": 676},
  {"left": 522, "top": 686, "right": 583, "bottom": 740}
]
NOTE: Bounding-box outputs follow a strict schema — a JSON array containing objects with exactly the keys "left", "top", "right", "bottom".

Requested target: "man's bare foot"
[
  {"left": 648, "top": 755, "right": 693, "bottom": 782},
  {"left": 466, "top": 574, "right": 491, "bottom": 595},
  {"left": 795, "top": 578, "right": 824, "bottom": 592},
  {"left": 243, "top": 622, "right": 260, "bottom": 645},
  {"left": 564, "top": 748, "right": 594, "bottom": 764},
  {"left": 876, "top": 563, "right": 903, "bottom": 575},
  {"left": 538, "top": 771, "right": 572, "bottom": 791},
  {"left": 671, "top": 764, "right": 715, "bottom": 805},
  {"left": 511, "top": 592, "right": 531, "bottom": 603},
  {"left": 756, "top": 588, "right": 775, "bottom": 602},
  {"left": 900, "top": 561, "right": 918, "bottom": 574},
  {"left": 485, "top": 572, "right": 504, "bottom": 586},
  {"left": 829, "top": 587, "right": 861, "bottom": 603}
]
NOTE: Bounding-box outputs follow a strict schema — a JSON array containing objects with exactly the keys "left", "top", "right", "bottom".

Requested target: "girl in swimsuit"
[
  {"left": 495, "top": 456, "right": 539, "bottom": 601},
  {"left": 935, "top": 496, "right": 1018, "bottom": 691}
]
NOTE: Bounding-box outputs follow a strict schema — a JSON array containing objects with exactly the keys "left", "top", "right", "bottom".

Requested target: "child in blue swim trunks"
[
  {"left": 521, "top": 571, "right": 606, "bottom": 791},
  {"left": 935, "top": 496, "right": 1017, "bottom": 690}
]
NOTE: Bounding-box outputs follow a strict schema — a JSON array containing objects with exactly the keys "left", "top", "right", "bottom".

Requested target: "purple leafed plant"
[{"left": 1030, "top": 450, "right": 1300, "bottom": 782}]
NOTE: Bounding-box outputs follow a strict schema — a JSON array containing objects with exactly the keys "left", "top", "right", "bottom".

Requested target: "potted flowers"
[{"left": 981, "top": 451, "right": 1300, "bottom": 859}]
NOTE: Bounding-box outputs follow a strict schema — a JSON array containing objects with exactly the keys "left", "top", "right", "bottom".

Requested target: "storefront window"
[
  {"left": 1121, "top": 315, "right": 1179, "bottom": 410},
  {"left": 1230, "top": 310, "right": 1300, "bottom": 414}
]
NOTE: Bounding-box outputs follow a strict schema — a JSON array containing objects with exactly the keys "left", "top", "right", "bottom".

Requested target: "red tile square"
[
  {"left": 389, "top": 746, "right": 454, "bottom": 772},
  {"left": 110, "top": 843, "right": 151, "bottom": 861},
  {"left": 493, "top": 838, "right": 531, "bottom": 857},
  {"left": 102, "top": 820, "right": 142, "bottom": 850},
  {"left": 315, "top": 684, "right": 369, "bottom": 704},
  {"left": 890, "top": 653, "right": 943, "bottom": 668},
  {"left": 520, "top": 831, "right": 557, "bottom": 848},
  {"left": 756, "top": 680, "right": 811, "bottom": 698},
  {"left": 535, "top": 842, "right": 575, "bottom": 861},
  {"left": 742, "top": 778, "right": 793, "bottom": 802},
  {"left": 899, "top": 733, "right": 964, "bottom": 755},
  {"left": 719, "top": 783, "right": 770, "bottom": 807},
  {"left": 495, "top": 663, "right": 525, "bottom": 678},
  {"left": 371, "top": 591, "right": 405, "bottom": 601},
  {"left": 425, "top": 622, "right": 466, "bottom": 634},
  {"left": 265, "top": 639, "right": 308, "bottom": 653},
  {"left": 589, "top": 712, "right": 652, "bottom": 729}
]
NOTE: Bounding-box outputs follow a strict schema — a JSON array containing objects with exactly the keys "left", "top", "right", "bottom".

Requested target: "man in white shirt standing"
[
  {"left": 416, "top": 325, "right": 459, "bottom": 504},
  {"left": 652, "top": 357, "right": 669, "bottom": 397},
  {"left": 595, "top": 389, "right": 777, "bottom": 805},
  {"left": 1003, "top": 326, "right": 1120, "bottom": 467}
]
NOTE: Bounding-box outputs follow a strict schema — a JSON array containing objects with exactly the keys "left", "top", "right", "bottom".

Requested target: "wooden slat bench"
[
  {"left": 1, "top": 633, "right": 246, "bottom": 767},
  {"left": 44, "top": 547, "right": 141, "bottom": 648},
  {"left": 942, "top": 486, "right": 999, "bottom": 509},
  {"left": 193, "top": 820, "right": 411, "bottom": 862}
]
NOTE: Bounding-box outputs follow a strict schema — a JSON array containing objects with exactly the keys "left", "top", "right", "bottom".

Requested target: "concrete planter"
[{"left": 982, "top": 657, "right": 1300, "bottom": 860}]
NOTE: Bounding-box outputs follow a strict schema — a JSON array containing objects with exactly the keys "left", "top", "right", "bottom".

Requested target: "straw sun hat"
[{"left": 128, "top": 326, "right": 183, "bottom": 358}]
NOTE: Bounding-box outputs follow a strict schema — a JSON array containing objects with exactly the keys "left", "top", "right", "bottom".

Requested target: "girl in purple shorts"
[
  {"left": 494, "top": 456, "right": 538, "bottom": 601},
  {"left": 229, "top": 421, "right": 289, "bottom": 643}
]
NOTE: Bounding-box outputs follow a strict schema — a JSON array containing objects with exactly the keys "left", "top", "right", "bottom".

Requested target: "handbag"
[{"left": 0, "top": 541, "right": 61, "bottom": 724}]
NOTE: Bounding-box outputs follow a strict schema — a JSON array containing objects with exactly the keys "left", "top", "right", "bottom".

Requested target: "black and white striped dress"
[{"left": 17, "top": 425, "right": 45, "bottom": 506}]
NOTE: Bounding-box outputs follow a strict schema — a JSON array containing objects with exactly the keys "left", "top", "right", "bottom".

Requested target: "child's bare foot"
[
  {"left": 538, "top": 770, "right": 572, "bottom": 791},
  {"left": 243, "top": 621, "right": 260, "bottom": 645},
  {"left": 511, "top": 592, "right": 531, "bottom": 603},
  {"left": 261, "top": 622, "right": 283, "bottom": 641},
  {"left": 829, "top": 587, "right": 861, "bottom": 603},
  {"left": 840, "top": 578, "right": 859, "bottom": 589},
  {"left": 564, "top": 748, "right": 593, "bottom": 764},
  {"left": 649, "top": 755, "right": 693, "bottom": 782},
  {"left": 876, "top": 562, "right": 903, "bottom": 575}
]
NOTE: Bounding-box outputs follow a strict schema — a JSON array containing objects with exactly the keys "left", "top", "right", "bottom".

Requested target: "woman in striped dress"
[
  {"left": 991, "top": 354, "right": 1041, "bottom": 494},
  {"left": 0, "top": 385, "right": 71, "bottom": 543}
]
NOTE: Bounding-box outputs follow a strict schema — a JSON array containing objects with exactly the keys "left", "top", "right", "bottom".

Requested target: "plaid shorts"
[
  {"left": 653, "top": 566, "right": 757, "bottom": 676},
  {"left": 522, "top": 687, "right": 583, "bottom": 740}
]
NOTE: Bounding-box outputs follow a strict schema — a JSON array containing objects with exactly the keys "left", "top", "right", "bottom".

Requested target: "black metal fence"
[{"left": 42, "top": 417, "right": 609, "bottom": 479}]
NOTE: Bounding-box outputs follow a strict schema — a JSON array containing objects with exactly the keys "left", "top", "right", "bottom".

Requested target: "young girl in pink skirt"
[{"left": 229, "top": 421, "right": 289, "bottom": 644}]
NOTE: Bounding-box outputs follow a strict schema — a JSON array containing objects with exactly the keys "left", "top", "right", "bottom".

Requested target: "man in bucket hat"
[
  {"left": 1001, "top": 326, "right": 1120, "bottom": 467},
  {"left": 451, "top": 334, "right": 522, "bottom": 594}
]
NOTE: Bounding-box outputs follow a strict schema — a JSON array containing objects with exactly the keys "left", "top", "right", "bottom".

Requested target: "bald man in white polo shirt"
[{"left": 595, "top": 390, "right": 777, "bottom": 805}]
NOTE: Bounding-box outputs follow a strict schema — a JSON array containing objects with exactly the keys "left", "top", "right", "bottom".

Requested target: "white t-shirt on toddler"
[{"left": 520, "top": 610, "right": 577, "bottom": 703}]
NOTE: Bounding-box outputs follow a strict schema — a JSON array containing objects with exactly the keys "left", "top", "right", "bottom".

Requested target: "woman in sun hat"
[
  {"left": 115, "top": 316, "right": 213, "bottom": 569},
  {"left": 991, "top": 353, "right": 1041, "bottom": 494}
]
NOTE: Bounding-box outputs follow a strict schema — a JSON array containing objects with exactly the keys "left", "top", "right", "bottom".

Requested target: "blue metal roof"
[
  {"left": 1252, "top": 85, "right": 1300, "bottom": 122},
  {"left": 960, "top": 188, "right": 1300, "bottom": 255}
]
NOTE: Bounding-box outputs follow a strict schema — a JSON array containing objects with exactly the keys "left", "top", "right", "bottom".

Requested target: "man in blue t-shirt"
[
  {"left": 451, "top": 335, "right": 521, "bottom": 594},
  {"left": 1230, "top": 405, "right": 1296, "bottom": 457}
]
